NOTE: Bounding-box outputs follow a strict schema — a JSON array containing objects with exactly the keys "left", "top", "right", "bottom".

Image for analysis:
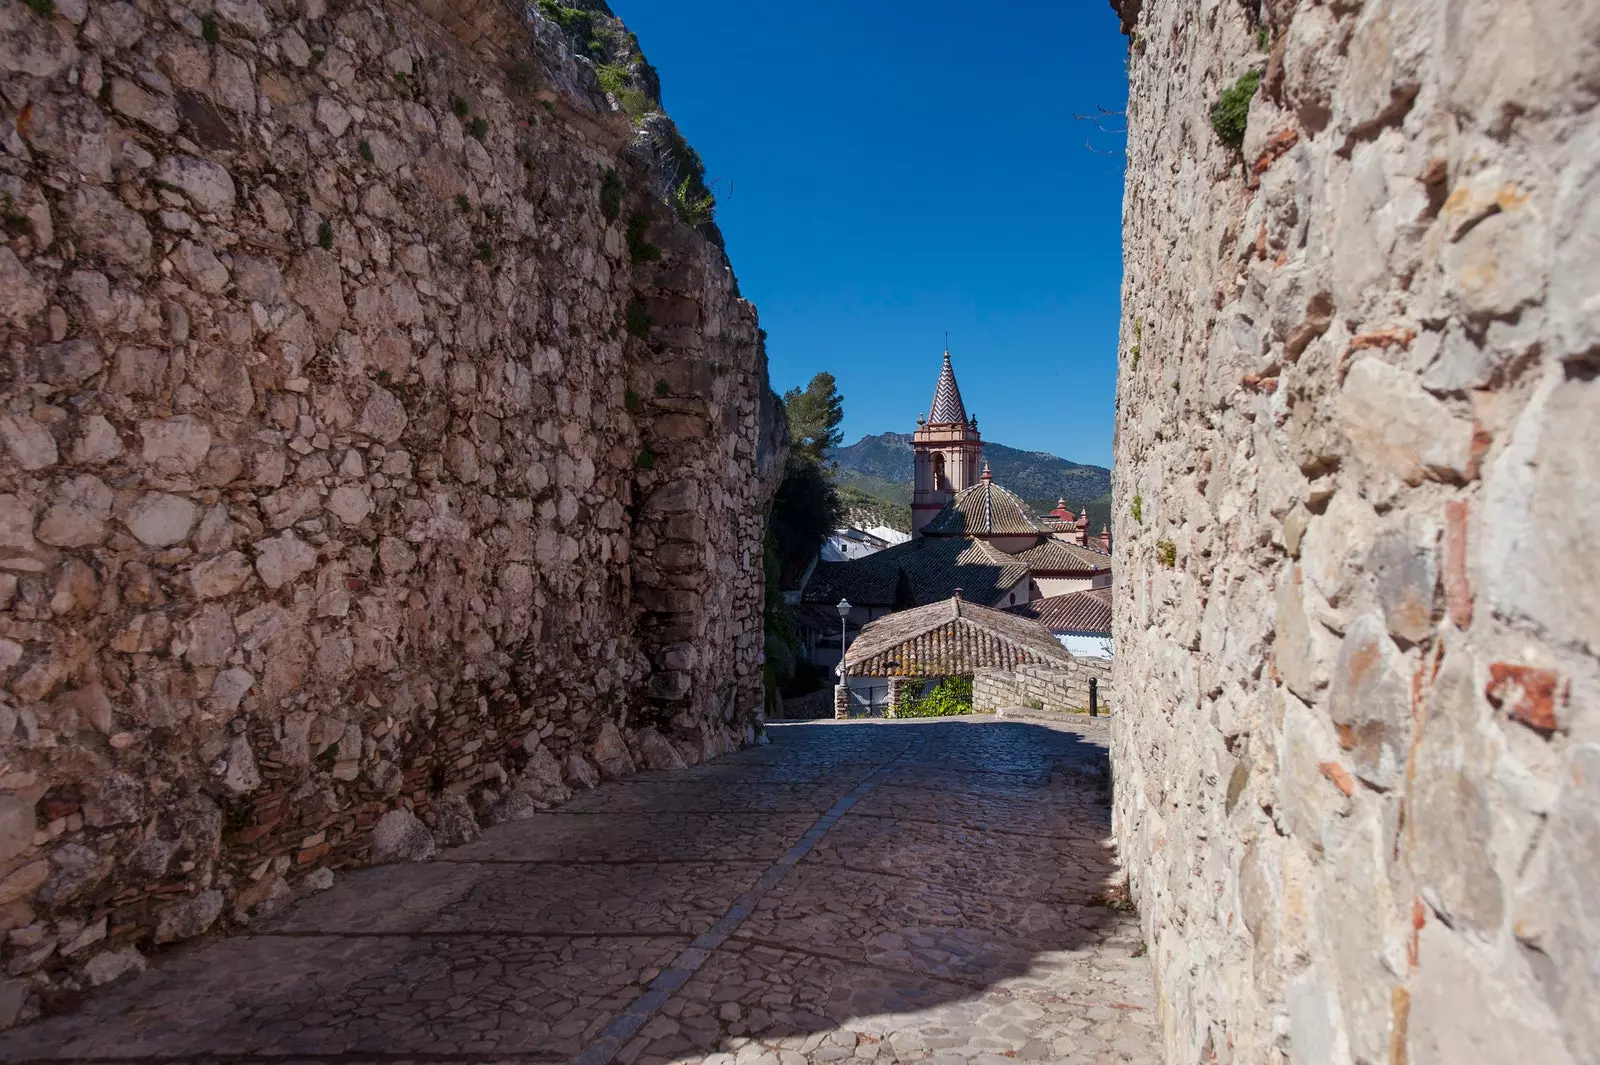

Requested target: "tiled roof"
[
  {"left": 1008, "top": 587, "right": 1113, "bottom": 635},
  {"left": 844, "top": 596, "right": 1076, "bottom": 677},
  {"left": 921, "top": 477, "right": 1050, "bottom": 537},
  {"left": 802, "top": 535, "right": 1028, "bottom": 609},
  {"left": 928, "top": 351, "right": 968, "bottom": 424},
  {"left": 1010, "top": 537, "right": 1113, "bottom": 574}
]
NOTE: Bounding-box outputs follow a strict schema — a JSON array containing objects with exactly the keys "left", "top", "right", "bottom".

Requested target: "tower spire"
[{"left": 928, "top": 349, "right": 968, "bottom": 424}]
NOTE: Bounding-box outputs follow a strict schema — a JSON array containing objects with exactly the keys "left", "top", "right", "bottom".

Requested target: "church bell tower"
[{"left": 911, "top": 350, "right": 983, "bottom": 538}]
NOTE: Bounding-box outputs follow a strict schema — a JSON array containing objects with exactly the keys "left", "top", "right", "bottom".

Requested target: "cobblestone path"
[{"left": 0, "top": 718, "right": 1159, "bottom": 1065}]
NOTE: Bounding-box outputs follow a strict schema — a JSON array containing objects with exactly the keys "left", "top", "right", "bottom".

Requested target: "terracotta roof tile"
[
  {"left": 1008, "top": 588, "right": 1113, "bottom": 635},
  {"left": 1009, "top": 538, "right": 1113, "bottom": 574},
  {"left": 922, "top": 479, "right": 1049, "bottom": 537},
  {"left": 844, "top": 596, "right": 1076, "bottom": 677},
  {"left": 801, "top": 536, "right": 1029, "bottom": 609}
]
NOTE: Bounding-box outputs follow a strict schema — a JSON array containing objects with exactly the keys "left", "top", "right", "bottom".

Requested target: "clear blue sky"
[{"left": 611, "top": 1, "right": 1130, "bottom": 469}]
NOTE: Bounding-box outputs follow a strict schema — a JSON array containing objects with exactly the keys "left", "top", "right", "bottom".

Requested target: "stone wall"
[
  {"left": 774, "top": 686, "right": 832, "bottom": 721},
  {"left": 1110, "top": 0, "right": 1597, "bottom": 1062},
  {"left": 973, "top": 659, "right": 1113, "bottom": 715},
  {"left": 0, "top": 0, "right": 782, "bottom": 1021}
]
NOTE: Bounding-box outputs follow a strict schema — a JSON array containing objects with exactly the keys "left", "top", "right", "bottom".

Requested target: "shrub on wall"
[{"left": 1210, "top": 69, "right": 1260, "bottom": 151}]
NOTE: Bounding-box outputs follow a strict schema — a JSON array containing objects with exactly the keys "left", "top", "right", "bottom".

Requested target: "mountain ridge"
[{"left": 827, "top": 432, "right": 1113, "bottom": 533}]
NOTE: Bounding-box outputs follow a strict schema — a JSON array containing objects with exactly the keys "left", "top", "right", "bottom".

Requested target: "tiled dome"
[{"left": 921, "top": 469, "right": 1049, "bottom": 537}]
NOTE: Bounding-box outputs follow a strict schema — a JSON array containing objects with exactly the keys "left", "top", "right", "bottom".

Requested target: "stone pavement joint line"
[
  {"left": 0, "top": 718, "right": 1160, "bottom": 1065},
  {"left": 569, "top": 736, "right": 926, "bottom": 1065}
]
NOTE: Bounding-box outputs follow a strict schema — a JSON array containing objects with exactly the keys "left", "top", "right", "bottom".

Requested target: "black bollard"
[{"left": 1089, "top": 677, "right": 1098, "bottom": 717}]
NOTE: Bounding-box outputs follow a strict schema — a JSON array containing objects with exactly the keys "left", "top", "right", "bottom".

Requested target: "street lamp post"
[
  {"left": 835, "top": 599, "right": 852, "bottom": 678},
  {"left": 834, "top": 598, "right": 853, "bottom": 720}
]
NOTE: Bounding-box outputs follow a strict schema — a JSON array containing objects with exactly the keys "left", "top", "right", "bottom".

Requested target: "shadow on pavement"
[{"left": 0, "top": 718, "right": 1157, "bottom": 1065}]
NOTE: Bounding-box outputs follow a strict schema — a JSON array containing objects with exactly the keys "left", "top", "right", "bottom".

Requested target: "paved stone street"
[{"left": 0, "top": 718, "right": 1158, "bottom": 1065}]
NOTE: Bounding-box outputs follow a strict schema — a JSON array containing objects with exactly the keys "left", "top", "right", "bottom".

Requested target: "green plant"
[
  {"left": 599, "top": 169, "right": 623, "bottom": 223},
  {"left": 670, "top": 177, "right": 715, "bottom": 227},
  {"left": 483, "top": 203, "right": 501, "bottom": 221},
  {"left": 626, "top": 214, "right": 660, "bottom": 263},
  {"left": 543, "top": 100, "right": 557, "bottom": 116},
  {"left": 375, "top": 369, "right": 392, "bottom": 384},
  {"left": 199, "top": 11, "right": 217, "bottom": 39},
  {"left": 476, "top": 241, "right": 493, "bottom": 263},
  {"left": 894, "top": 676, "right": 974, "bottom": 718},
  {"left": 317, "top": 220, "right": 333, "bottom": 249},
  {"left": 454, "top": 96, "right": 469, "bottom": 117},
  {"left": 1026, "top": 697, "right": 1045, "bottom": 710},
  {"left": 1257, "top": 27, "right": 1271, "bottom": 51},
  {"left": 625, "top": 299, "right": 651, "bottom": 339},
  {"left": 24, "top": 0, "right": 54, "bottom": 14},
  {"left": 595, "top": 63, "right": 652, "bottom": 117},
  {"left": 469, "top": 116, "right": 488, "bottom": 140},
  {"left": 1130, "top": 315, "right": 1143, "bottom": 369},
  {"left": 311, "top": 47, "right": 325, "bottom": 66},
  {"left": 652, "top": 124, "right": 717, "bottom": 234},
  {"left": 600, "top": 67, "right": 652, "bottom": 119},
  {"left": 1211, "top": 68, "right": 1261, "bottom": 151},
  {"left": 635, "top": 447, "right": 655, "bottom": 471},
  {"left": 653, "top": 379, "right": 669, "bottom": 397},
  {"left": 1156, "top": 538, "right": 1177, "bottom": 568},
  {"left": 536, "top": 0, "right": 611, "bottom": 65},
  {"left": 596, "top": 63, "right": 628, "bottom": 95},
  {"left": 358, "top": 139, "right": 374, "bottom": 163},
  {"left": 314, "top": 742, "right": 339, "bottom": 771},
  {"left": 624, "top": 389, "right": 641, "bottom": 412},
  {"left": 455, "top": 193, "right": 471, "bottom": 213},
  {"left": 1131, "top": 494, "right": 1143, "bottom": 523}
]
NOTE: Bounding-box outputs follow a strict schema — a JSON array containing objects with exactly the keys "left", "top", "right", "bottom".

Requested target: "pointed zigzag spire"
[{"left": 928, "top": 350, "right": 968, "bottom": 424}]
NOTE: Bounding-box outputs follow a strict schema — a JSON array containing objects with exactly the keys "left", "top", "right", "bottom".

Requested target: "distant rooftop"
[
  {"left": 803, "top": 535, "right": 1027, "bottom": 609},
  {"left": 1008, "top": 587, "right": 1113, "bottom": 636},
  {"left": 844, "top": 595, "right": 1075, "bottom": 677}
]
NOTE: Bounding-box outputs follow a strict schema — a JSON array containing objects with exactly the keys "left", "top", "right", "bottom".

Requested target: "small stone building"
[{"left": 834, "top": 594, "right": 1076, "bottom": 717}]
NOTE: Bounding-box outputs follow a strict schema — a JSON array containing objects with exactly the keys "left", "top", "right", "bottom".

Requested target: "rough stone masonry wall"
[
  {"left": 1110, "top": 0, "right": 1598, "bottom": 1063},
  {"left": 973, "top": 659, "right": 1114, "bottom": 715},
  {"left": 0, "top": 0, "right": 783, "bottom": 1022}
]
